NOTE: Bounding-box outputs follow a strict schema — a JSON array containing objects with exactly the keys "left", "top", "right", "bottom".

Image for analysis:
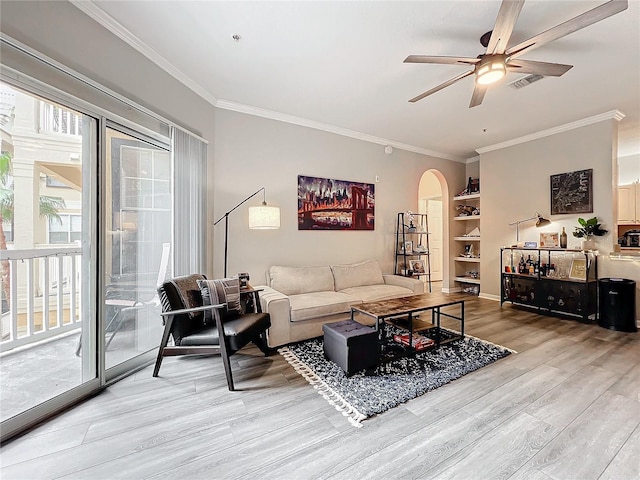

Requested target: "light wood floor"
[{"left": 1, "top": 297, "right": 639, "bottom": 480}]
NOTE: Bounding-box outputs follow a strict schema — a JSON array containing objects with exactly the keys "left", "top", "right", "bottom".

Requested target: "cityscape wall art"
[{"left": 297, "top": 175, "right": 375, "bottom": 230}]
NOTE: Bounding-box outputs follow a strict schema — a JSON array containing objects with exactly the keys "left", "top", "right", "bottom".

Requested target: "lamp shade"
[
  {"left": 248, "top": 205, "right": 280, "bottom": 229},
  {"left": 536, "top": 215, "right": 551, "bottom": 227},
  {"left": 476, "top": 56, "right": 506, "bottom": 85}
]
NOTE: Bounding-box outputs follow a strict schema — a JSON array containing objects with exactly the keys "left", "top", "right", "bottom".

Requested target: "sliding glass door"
[
  {"left": 0, "top": 84, "right": 173, "bottom": 440},
  {"left": 0, "top": 35, "right": 207, "bottom": 441},
  {"left": 103, "top": 127, "right": 171, "bottom": 370},
  {"left": 0, "top": 81, "right": 98, "bottom": 427}
]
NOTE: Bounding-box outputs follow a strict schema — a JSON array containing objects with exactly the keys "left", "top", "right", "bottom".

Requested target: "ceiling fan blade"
[
  {"left": 404, "top": 55, "right": 480, "bottom": 65},
  {"left": 486, "top": 0, "right": 525, "bottom": 54},
  {"left": 507, "top": 59, "right": 573, "bottom": 76},
  {"left": 506, "top": 0, "right": 628, "bottom": 58},
  {"left": 469, "top": 83, "right": 488, "bottom": 108},
  {"left": 409, "top": 70, "right": 475, "bottom": 103}
]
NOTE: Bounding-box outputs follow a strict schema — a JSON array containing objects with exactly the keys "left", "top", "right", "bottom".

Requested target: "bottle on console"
[{"left": 560, "top": 227, "right": 567, "bottom": 249}]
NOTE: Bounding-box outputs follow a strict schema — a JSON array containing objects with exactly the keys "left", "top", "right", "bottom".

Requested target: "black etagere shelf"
[{"left": 394, "top": 212, "right": 432, "bottom": 292}]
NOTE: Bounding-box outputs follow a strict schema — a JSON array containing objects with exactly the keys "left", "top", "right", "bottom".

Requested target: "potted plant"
[{"left": 572, "top": 216, "right": 608, "bottom": 250}]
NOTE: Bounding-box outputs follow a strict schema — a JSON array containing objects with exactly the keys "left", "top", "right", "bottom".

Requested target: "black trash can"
[{"left": 598, "top": 278, "right": 637, "bottom": 332}]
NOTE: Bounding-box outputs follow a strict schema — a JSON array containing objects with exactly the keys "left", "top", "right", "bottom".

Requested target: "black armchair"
[{"left": 153, "top": 274, "right": 271, "bottom": 391}]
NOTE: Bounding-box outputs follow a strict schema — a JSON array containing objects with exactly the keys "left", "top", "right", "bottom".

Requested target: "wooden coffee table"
[{"left": 350, "top": 292, "right": 468, "bottom": 360}]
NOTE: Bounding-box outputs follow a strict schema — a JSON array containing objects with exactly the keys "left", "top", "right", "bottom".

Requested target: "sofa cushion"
[
  {"left": 331, "top": 259, "right": 385, "bottom": 292},
  {"left": 340, "top": 284, "right": 414, "bottom": 303},
  {"left": 289, "top": 291, "right": 361, "bottom": 322},
  {"left": 269, "top": 265, "right": 335, "bottom": 296}
]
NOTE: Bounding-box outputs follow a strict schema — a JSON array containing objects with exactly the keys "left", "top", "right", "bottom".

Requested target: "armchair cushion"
[
  {"left": 197, "top": 278, "right": 242, "bottom": 323},
  {"left": 178, "top": 313, "right": 270, "bottom": 351}
]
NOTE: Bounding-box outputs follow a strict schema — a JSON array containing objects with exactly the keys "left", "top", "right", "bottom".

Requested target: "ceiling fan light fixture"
[{"left": 476, "top": 57, "right": 506, "bottom": 85}]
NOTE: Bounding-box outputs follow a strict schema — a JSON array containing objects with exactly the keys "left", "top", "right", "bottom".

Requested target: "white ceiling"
[{"left": 79, "top": 0, "right": 640, "bottom": 161}]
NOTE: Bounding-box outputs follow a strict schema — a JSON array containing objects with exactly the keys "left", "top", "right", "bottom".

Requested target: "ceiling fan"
[{"left": 405, "top": 0, "right": 628, "bottom": 107}]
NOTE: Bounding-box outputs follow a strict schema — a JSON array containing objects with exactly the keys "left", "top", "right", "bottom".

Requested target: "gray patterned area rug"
[{"left": 279, "top": 328, "right": 513, "bottom": 427}]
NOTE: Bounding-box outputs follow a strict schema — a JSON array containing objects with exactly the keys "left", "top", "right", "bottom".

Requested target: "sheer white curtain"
[{"left": 172, "top": 127, "right": 207, "bottom": 275}]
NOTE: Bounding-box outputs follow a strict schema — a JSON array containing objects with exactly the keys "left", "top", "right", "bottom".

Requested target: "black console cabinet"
[{"left": 500, "top": 247, "right": 598, "bottom": 323}]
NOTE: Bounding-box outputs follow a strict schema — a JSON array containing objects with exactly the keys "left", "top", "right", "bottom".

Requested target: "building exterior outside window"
[{"left": 48, "top": 214, "right": 81, "bottom": 244}]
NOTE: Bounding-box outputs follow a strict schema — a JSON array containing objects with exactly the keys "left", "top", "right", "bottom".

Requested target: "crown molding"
[
  {"left": 70, "top": 0, "right": 218, "bottom": 107},
  {"left": 465, "top": 155, "right": 480, "bottom": 164},
  {"left": 71, "top": 1, "right": 463, "bottom": 162},
  {"left": 215, "top": 100, "right": 465, "bottom": 162},
  {"left": 476, "top": 110, "right": 626, "bottom": 154}
]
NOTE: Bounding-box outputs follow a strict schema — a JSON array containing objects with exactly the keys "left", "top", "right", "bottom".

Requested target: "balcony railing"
[
  {"left": 39, "top": 102, "right": 82, "bottom": 136},
  {"left": 0, "top": 247, "right": 82, "bottom": 352}
]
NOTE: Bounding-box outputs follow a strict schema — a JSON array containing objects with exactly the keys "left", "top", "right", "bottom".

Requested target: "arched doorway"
[{"left": 418, "top": 170, "right": 448, "bottom": 287}]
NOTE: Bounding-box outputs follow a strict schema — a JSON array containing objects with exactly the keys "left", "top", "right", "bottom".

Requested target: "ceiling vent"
[{"left": 508, "top": 74, "right": 544, "bottom": 90}]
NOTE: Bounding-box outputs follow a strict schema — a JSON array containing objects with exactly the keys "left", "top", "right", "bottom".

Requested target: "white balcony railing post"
[
  {"left": 57, "top": 255, "right": 64, "bottom": 328},
  {"left": 26, "top": 258, "right": 34, "bottom": 336},
  {"left": 43, "top": 259, "right": 50, "bottom": 331}
]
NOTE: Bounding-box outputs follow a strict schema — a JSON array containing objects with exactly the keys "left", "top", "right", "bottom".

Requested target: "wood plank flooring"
[{"left": 1, "top": 297, "right": 639, "bottom": 480}]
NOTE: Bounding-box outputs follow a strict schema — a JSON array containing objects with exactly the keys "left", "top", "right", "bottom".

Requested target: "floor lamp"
[
  {"left": 509, "top": 212, "right": 551, "bottom": 244},
  {"left": 214, "top": 187, "right": 280, "bottom": 277}
]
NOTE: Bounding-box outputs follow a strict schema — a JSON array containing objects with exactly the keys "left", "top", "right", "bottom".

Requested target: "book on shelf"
[{"left": 393, "top": 333, "right": 435, "bottom": 351}]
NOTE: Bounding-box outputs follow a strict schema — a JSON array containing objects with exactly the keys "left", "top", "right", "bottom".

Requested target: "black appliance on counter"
[{"left": 618, "top": 229, "right": 640, "bottom": 247}]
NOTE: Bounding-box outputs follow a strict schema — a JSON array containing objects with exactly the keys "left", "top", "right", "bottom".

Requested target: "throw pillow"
[
  {"left": 197, "top": 278, "right": 242, "bottom": 323},
  {"left": 171, "top": 274, "right": 206, "bottom": 320}
]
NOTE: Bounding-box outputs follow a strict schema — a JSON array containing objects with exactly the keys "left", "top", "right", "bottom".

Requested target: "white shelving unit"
[{"left": 453, "top": 192, "right": 480, "bottom": 294}]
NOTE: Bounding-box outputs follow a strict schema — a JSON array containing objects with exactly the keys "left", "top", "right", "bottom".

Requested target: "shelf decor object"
[
  {"left": 540, "top": 232, "right": 559, "bottom": 248},
  {"left": 214, "top": 187, "right": 280, "bottom": 277},
  {"left": 572, "top": 216, "right": 608, "bottom": 250}
]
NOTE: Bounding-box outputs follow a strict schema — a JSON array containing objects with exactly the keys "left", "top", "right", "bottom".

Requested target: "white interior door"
[{"left": 427, "top": 199, "right": 443, "bottom": 281}]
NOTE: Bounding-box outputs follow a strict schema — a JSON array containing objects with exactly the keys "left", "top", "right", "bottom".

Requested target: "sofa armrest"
[
  {"left": 254, "top": 285, "right": 292, "bottom": 348},
  {"left": 382, "top": 274, "right": 425, "bottom": 294}
]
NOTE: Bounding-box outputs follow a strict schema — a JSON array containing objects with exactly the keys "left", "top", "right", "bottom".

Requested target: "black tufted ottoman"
[{"left": 322, "top": 319, "right": 379, "bottom": 376}]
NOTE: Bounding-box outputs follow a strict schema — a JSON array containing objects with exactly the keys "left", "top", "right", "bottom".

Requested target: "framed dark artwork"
[
  {"left": 298, "top": 175, "right": 375, "bottom": 230},
  {"left": 550, "top": 169, "right": 593, "bottom": 215}
]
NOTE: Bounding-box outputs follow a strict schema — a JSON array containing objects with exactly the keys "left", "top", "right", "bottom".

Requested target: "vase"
[{"left": 582, "top": 239, "right": 596, "bottom": 250}]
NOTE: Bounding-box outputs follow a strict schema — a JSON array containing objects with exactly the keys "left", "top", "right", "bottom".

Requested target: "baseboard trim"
[
  {"left": 443, "top": 287, "right": 462, "bottom": 293},
  {"left": 479, "top": 293, "right": 500, "bottom": 302}
]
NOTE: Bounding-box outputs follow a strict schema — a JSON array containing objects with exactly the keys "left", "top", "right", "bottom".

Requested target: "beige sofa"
[{"left": 256, "top": 259, "right": 424, "bottom": 347}]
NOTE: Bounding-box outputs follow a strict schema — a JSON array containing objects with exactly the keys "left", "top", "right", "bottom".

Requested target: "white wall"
[
  {"left": 213, "top": 109, "right": 465, "bottom": 284},
  {"left": 465, "top": 158, "right": 480, "bottom": 184},
  {"left": 618, "top": 154, "right": 640, "bottom": 185},
  {"left": 480, "top": 119, "right": 618, "bottom": 298}
]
